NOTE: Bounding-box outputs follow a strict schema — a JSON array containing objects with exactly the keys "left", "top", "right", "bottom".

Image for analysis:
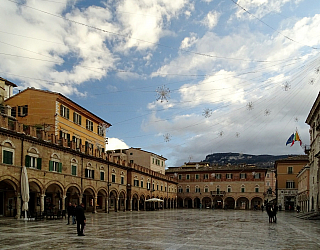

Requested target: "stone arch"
[
  {"left": 0, "top": 175, "right": 19, "bottom": 191},
  {"left": 118, "top": 190, "right": 126, "bottom": 211},
  {"left": 177, "top": 197, "right": 183, "bottom": 208},
  {"left": 82, "top": 186, "right": 96, "bottom": 212},
  {"left": 109, "top": 189, "right": 118, "bottom": 212},
  {"left": 139, "top": 194, "right": 145, "bottom": 210},
  {"left": 237, "top": 197, "right": 249, "bottom": 210},
  {"left": 70, "top": 158, "right": 78, "bottom": 164},
  {"left": 0, "top": 176, "right": 18, "bottom": 217},
  {"left": 1, "top": 139, "right": 16, "bottom": 148},
  {"left": 251, "top": 196, "right": 263, "bottom": 210},
  {"left": 29, "top": 179, "right": 43, "bottom": 214},
  {"left": 213, "top": 196, "right": 223, "bottom": 209},
  {"left": 27, "top": 146, "right": 39, "bottom": 154},
  {"left": 224, "top": 197, "right": 235, "bottom": 209},
  {"left": 194, "top": 197, "right": 201, "bottom": 208},
  {"left": 45, "top": 182, "right": 64, "bottom": 211},
  {"left": 132, "top": 193, "right": 139, "bottom": 211},
  {"left": 66, "top": 185, "right": 81, "bottom": 207},
  {"left": 202, "top": 197, "right": 212, "bottom": 208},
  {"left": 97, "top": 188, "right": 108, "bottom": 212},
  {"left": 184, "top": 197, "right": 192, "bottom": 208},
  {"left": 50, "top": 153, "right": 60, "bottom": 159}
]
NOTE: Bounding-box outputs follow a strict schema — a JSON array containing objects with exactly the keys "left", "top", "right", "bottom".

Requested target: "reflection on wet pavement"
[{"left": 1, "top": 209, "right": 320, "bottom": 249}]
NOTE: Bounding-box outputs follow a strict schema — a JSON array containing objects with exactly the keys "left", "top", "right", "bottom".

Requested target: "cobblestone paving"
[{"left": 1, "top": 209, "right": 320, "bottom": 249}]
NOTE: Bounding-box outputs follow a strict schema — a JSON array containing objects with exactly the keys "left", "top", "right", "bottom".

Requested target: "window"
[
  {"left": 227, "top": 186, "right": 231, "bottom": 193},
  {"left": 186, "top": 186, "right": 190, "bottom": 193},
  {"left": 254, "top": 173, "right": 260, "bottom": 179},
  {"left": 204, "top": 187, "right": 209, "bottom": 193},
  {"left": 152, "top": 183, "right": 155, "bottom": 191},
  {"left": 241, "top": 186, "right": 245, "bottom": 193},
  {"left": 18, "top": 105, "right": 28, "bottom": 117},
  {"left": 266, "top": 173, "right": 270, "bottom": 178},
  {"left": 147, "top": 182, "right": 150, "bottom": 190},
  {"left": 141, "top": 180, "right": 143, "bottom": 188},
  {"left": 240, "top": 173, "right": 246, "bottom": 179},
  {"left": 266, "top": 182, "right": 270, "bottom": 186},
  {"left": 157, "top": 184, "right": 159, "bottom": 190},
  {"left": 134, "top": 179, "right": 139, "bottom": 186},
  {"left": 178, "top": 174, "right": 182, "bottom": 180},
  {"left": 255, "top": 187, "right": 259, "bottom": 193},
  {"left": 204, "top": 174, "right": 209, "bottom": 179},
  {"left": 60, "top": 131, "right": 70, "bottom": 141},
  {"left": 11, "top": 107, "right": 16, "bottom": 117},
  {"left": 161, "top": 185, "right": 163, "bottom": 191},
  {"left": 216, "top": 187, "right": 220, "bottom": 194},
  {"left": 195, "top": 187, "right": 201, "bottom": 193},
  {"left": 49, "top": 160, "right": 62, "bottom": 173},
  {"left": 73, "top": 112, "right": 82, "bottom": 125},
  {"left": 85, "top": 169, "right": 94, "bottom": 179},
  {"left": 86, "top": 119, "right": 93, "bottom": 131},
  {"left": 72, "top": 136, "right": 82, "bottom": 149},
  {"left": 195, "top": 174, "right": 199, "bottom": 180},
  {"left": 25, "top": 155, "right": 42, "bottom": 170},
  {"left": 165, "top": 186, "right": 167, "bottom": 192},
  {"left": 60, "top": 105, "right": 69, "bottom": 119},
  {"left": 178, "top": 187, "right": 183, "bottom": 193},
  {"left": 85, "top": 141, "right": 93, "bottom": 153},
  {"left": 226, "top": 173, "right": 233, "bottom": 179},
  {"left": 100, "top": 171, "right": 105, "bottom": 181},
  {"left": 71, "top": 165, "right": 77, "bottom": 176},
  {"left": 286, "top": 181, "right": 295, "bottom": 188},
  {"left": 121, "top": 176, "right": 124, "bottom": 185},
  {"left": 186, "top": 174, "right": 190, "bottom": 180},
  {"left": 215, "top": 174, "right": 221, "bottom": 179},
  {"left": 3, "top": 150, "right": 13, "bottom": 165},
  {"left": 97, "top": 125, "right": 105, "bottom": 137},
  {"left": 288, "top": 167, "right": 293, "bottom": 174},
  {"left": 111, "top": 174, "right": 116, "bottom": 183}
]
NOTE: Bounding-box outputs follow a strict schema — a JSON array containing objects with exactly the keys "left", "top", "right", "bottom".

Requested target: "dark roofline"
[
  {"left": 0, "top": 77, "right": 17, "bottom": 87},
  {"left": 129, "top": 147, "right": 167, "bottom": 160}
]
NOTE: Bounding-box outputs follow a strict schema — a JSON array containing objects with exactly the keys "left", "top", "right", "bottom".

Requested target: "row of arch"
[
  {"left": 177, "top": 196, "right": 264, "bottom": 210},
  {"left": 0, "top": 176, "right": 178, "bottom": 217}
]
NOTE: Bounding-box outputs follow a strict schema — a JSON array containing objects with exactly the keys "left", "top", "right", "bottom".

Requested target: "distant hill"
[{"left": 203, "top": 153, "right": 295, "bottom": 168}]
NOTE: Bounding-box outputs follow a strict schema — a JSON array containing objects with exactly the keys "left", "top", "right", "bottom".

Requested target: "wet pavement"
[{"left": 1, "top": 209, "right": 320, "bottom": 249}]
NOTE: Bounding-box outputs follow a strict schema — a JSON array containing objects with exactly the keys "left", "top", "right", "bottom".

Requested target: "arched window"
[
  {"left": 2, "top": 139, "right": 15, "bottom": 165},
  {"left": 255, "top": 185, "right": 259, "bottom": 193},
  {"left": 186, "top": 185, "right": 190, "bottom": 193},
  {"left": 204, "top": 186, "right": 209, "bottom": 193},
  {"left": 195, "top": 185, "right": 200, "bottom": 193},
  {"left": 100, "top": 166, "right": 105, "bottom": 181},
  {"left": 49, "top": 153, "right": 62, "bottom": 173},
  {"left": 241, "top": 184, "right": 245, "bottom": 193},
  {"left": 25, "top": 147, "right": 41, "bottom": 169},
  {"left": 71, "top": 158, "right": 78, "bottom": 176},
  {"left": 227, "top": 185, "right": 232, "bottom": 193},
  {"left": 85, "top": 162, "right": 94, "bottom": 179}
]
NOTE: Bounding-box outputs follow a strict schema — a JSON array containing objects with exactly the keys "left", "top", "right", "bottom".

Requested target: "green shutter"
[
  {"left": 67, "top": 133, "right": 70, "bottom": 142},
  {"left": 79, "top": 115, "right": 81, "bottom": 125},
  {"left": 49, "top": 160, "right": 53, "bottom": 171},
  {"left": 85, "top": 169, "right": 88, "bottom": 178},
  {"left": 25, "top": 155, "right": 31, "bottom": 168},
  {"left": 37, "top": 158, "right": 42, "bottom": 170},
  {"left": 58, "top": 162, "right": 62, "bottom": 173},
  {"left": 3, "top": 150, "right": 13, "bottom": 165},
  {"left": 92, "top": 170, "right": 95, "bottom": 179},
  {"left": 100, "top": 171, "right": 104, "bottom": 181},
  {"left": 60, "top": 105, "right": 63, "bottom": 116},
  {"left": 72, "top": 165, "right": 77, "bottom": 176},
  {"left": 67, "top": 108, "right": 69, "bottom": 119}
]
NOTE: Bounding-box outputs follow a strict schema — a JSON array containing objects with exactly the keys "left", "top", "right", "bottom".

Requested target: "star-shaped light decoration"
[
  {"left": 315, "top": 66, "right": 320, "bottom": 74},
  {"left": 246, "top": 102, "right": 254, "bottom": 111},
  {"left": 282, "top": 81, "right": 291, "bottom": 91},
  {"left": 188, "top": 156, "right": 193, "bottom": 162},
  {"left": 211, "top": 173, "right": 215, "bottom": 178},
  {"left": 235, "top": 132, "right": 240, "bottom": 138},
  {"left": 156, "top": 85, "right": 170, "bottom": 102},
  {"left": 309, "top": 78, "right": 315, "bottom": 85},
  {"left": 203, "top": 108, "right": 213, "bottom": 118},
  {"left": 264, "top": 109, "right": 271, "bottom": 116},
  {"left": 252, "top": 171, "right": 256, "bottom": 177},
  {"left": 163, "top": 133, "right": 171, "bottom": 142},
  {"left": 174, "top": 173, "right": 177, "bottom": 177},
  {"left": 218, "top": 131, "right": 224, "bottom": 137},
  {"left": 294, "top": 117, "right": 299, "bottom": 122},
  {"left": 195, "top": 164, "right": 200, "bottom": 169}
]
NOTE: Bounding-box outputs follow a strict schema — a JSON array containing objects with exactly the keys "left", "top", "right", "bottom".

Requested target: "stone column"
[
  {"left": 248, "top": 200, "right": 251, "bottom": 210},
  {"left": 16, "top": 193, "right": 21, "bottom": 219},
  {"left": 129, "top": 199, "right": 132, "bottom": 211},
  {"left": 40, "top": 194, "right": 45, "bottom": 212},
  {"left": 192, "top": 199, "right": 194, "bottom": 209},
  {"left": 62, "top": 196, "right": 67, "bottom": 211},
  {"left": 106, "top": 197, "right": 109, "bottom": 213},
  {"left": 144, "top": 201, "right": 146, "bottom": 211},
  {"left": 93, "top": 196, "right": 97, "bottom": 213},
  {"left": 182, "top": 199, "right": 185, "bottom": 209},
  {"left": 79, "top": 194, "right": 83, "bottom": 206},
  {"left": 116, "top": 198, "right": 119, "bottom": 212}
]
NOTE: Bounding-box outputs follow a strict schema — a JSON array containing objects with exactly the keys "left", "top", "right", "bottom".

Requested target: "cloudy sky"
[{"left": 1, "top": 0, "right": 320, "bottom": 167}]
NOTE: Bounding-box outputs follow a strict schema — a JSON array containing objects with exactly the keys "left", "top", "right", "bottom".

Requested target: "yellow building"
[
  {"left": 107, "top": 147, "right": 167, "bottom": 174},
  {"left": 166, "top": 162, "right": 267, "bottom": 210},
  {"left": 297, "top": 165, "right": 310, "bottom": 212},
  {"left": 4, "top": 88, "right": 111, "bottom": 155},
  {"left": 275, "top": 155, "right": 309, "bottom": 211}
]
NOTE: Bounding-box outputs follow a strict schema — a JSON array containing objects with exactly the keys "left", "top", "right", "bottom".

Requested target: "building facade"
[
  {"left": 305, "top": 92, "right": 320, "bottom": 212},
  {"left": 166, "top": 162, "right": 267, "bottom": 210},
  {"left": 264, "top": 168, "right": 276, "bottom": 203},
  {"left": 275, "top": 155, "right": 309, "bottom": 211},
  {"left": 4, "top": 88, "right": 110, "bottom": 155},
  {"left": 297, "top": 165, "right": 310, "bottom": 212}
]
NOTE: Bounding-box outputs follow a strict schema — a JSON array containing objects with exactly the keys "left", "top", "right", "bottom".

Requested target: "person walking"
[
  {"left": 72, "top": 203, "right": 76, "bottom": 224},
  {"left": 67, "top": 202, "right": 73, "bottom": 225},
  {"left": 75, "top": 203, "right": 86, "bottom": 236}
]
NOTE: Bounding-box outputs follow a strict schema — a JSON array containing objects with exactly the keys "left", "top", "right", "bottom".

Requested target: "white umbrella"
[
  {"left": 145, "top": 198, "right": 164, "bottom": 202},
  {"left": 21, "top": 166, "right": 30, "bottom": 220}
]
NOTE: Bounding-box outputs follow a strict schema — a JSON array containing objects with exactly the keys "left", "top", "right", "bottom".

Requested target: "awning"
[{"left": 145, "top": 198, "right": 164, "bottom": 202}]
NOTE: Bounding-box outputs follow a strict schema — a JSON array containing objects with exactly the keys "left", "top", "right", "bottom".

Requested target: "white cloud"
[
  {"left": 202, "top": 10, "right": 220, "bottom": 29},
  {"left": 180, "top": 33, "right": 198, "bottom": 49},
  {"left": 106, "top": 138, "right": 130, "bottom": 150}
]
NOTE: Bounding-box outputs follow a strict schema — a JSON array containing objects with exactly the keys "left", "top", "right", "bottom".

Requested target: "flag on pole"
[
  {"left": 294, "top": 131, "right": 302, "bottom": 146},
  {"left": 286, "top": 131, "right": 302, "bottom": 147},
  {"left": 286, "top": 133, "right": 295, "bottom": 146}
]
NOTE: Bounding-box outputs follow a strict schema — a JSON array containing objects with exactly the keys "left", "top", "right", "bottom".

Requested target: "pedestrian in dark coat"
[
  {"left": 67, "top": 202, "right": 73, "bottom": 225},
  {"left": 75, "top": 203, "right": 86, "bottom": 236}
]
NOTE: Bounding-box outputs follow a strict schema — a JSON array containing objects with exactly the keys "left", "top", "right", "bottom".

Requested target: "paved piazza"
[{"left": 1, "top": 209, "right": 320, "bottom": 250}]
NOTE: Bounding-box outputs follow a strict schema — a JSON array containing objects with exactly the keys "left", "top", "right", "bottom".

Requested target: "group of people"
[
  {"left": 266, "top": 203, "right": 278, "bottom": 223},
  {"left": 67, "top": 202, "right": 86, "bottom": 236}
]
